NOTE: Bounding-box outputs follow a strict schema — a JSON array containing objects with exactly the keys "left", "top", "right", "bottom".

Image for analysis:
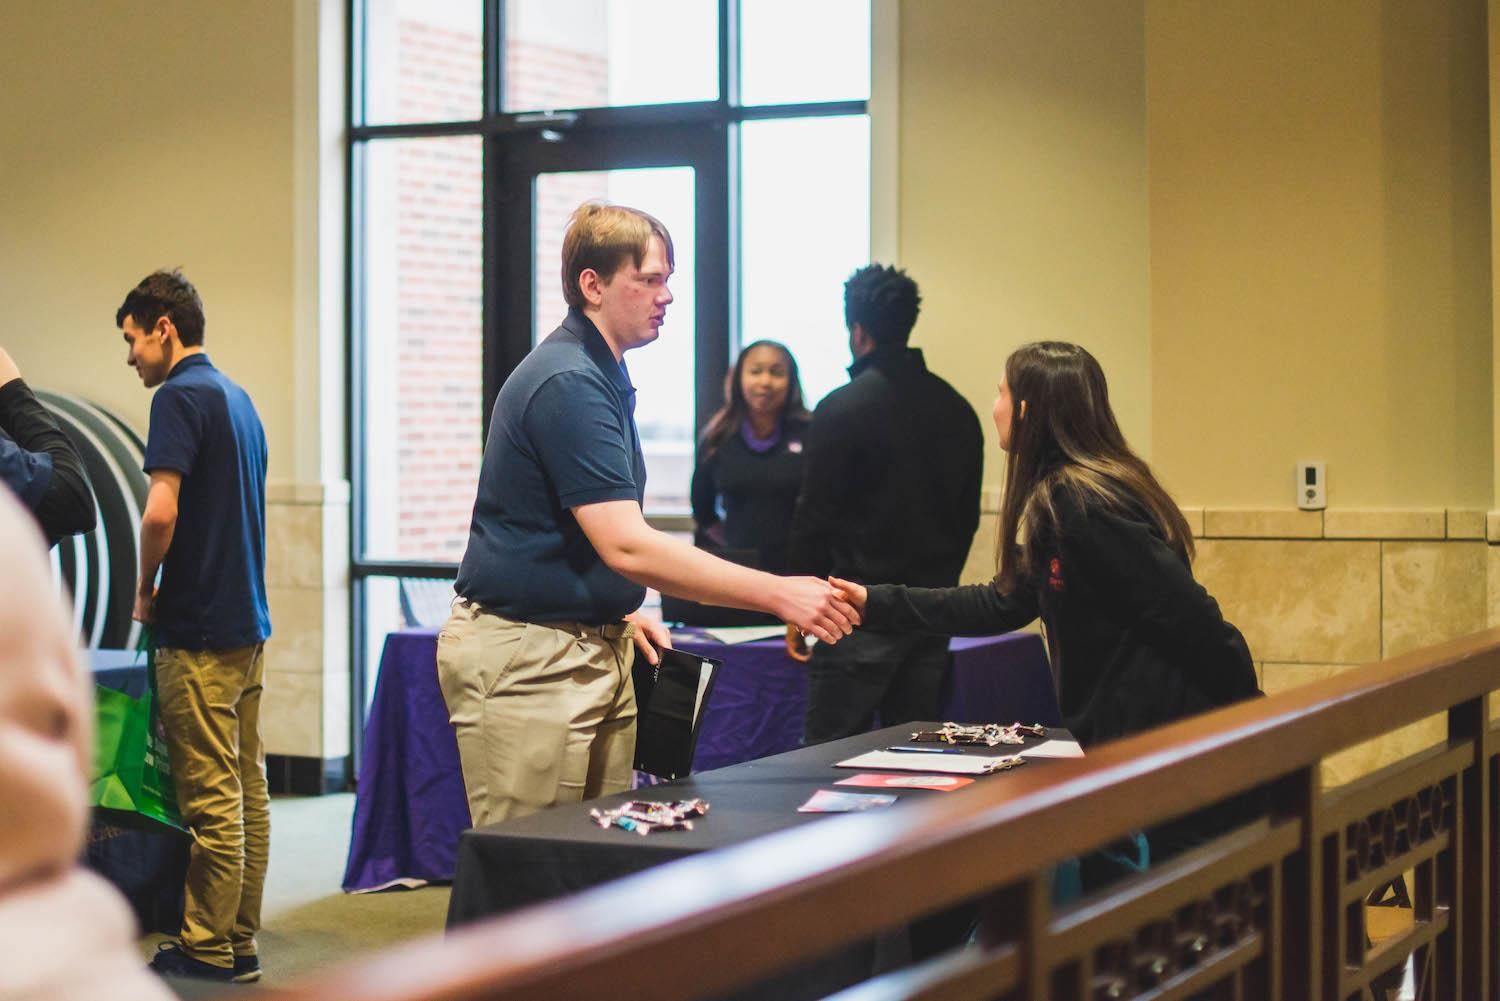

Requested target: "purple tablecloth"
[
  {"left": 683, "top": 632, "right": 1060, "bottom": 771},
  {"left": 342, "top": 627, "right": 1056, "bottom": 892}
]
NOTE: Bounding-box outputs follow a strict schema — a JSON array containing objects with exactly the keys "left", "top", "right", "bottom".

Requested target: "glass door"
[{"left": 489, "top": 124, "right": 728, "bottom": 516}]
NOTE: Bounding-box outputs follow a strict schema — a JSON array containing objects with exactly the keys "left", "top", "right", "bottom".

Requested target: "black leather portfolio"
[{"left": 632, "top": 646, "right": 721, "bottom": 780}]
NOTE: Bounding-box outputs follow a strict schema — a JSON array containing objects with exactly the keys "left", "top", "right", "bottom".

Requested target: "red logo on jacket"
[{"left": 1047, "top": 557, "right": 1065, "bottom": 592}]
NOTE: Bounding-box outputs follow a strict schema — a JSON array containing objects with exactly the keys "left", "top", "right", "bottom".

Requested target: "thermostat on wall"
[{"left": 1297, "top": 461, "right": 1326, "bottom": 511}]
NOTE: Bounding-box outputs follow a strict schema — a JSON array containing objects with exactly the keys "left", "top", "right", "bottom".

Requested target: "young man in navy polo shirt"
[
  {"left": 118, "top": 271, "right": 271, "bottom": 986},
  {"left": 439, "top": 202, "right": 858, "bottom": 828}
]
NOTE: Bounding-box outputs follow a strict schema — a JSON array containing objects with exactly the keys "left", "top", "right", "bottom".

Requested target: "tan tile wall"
[
  {"left": 955, "top": 503, "right": 1497, "bottom": 788},
  {"left": 1489, "top": 547, "right": 1500, "bottom": 628},
  {"left": 1447, "top": 509, "right": 1486, "bottom": 540},
  {"left": 1191, "top": 509, "right": 1491, "bottom": 789},
  {"left": 261, "top": 481, "right": 351, "bottom": 760},
  {"left": 1203, "top": 508, "right": 1323, "bottom": 539},
  {"left": 1323, "top": 509, "right": 1446, "bottom": 540},
  {"left": 1382, "top": 542, "right": 1488, "bottom": 658},
  {"left": 1195, "top": 539, "right": 1382, "bottom": 664},
  {"left": 1259, "top": 662, "right": 1447, "bottom": 789}
]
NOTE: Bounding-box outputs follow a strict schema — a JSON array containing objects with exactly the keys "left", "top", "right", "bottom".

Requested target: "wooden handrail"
[{"left": 262, "top": 628, "right": 1500, "bottom": 1001}]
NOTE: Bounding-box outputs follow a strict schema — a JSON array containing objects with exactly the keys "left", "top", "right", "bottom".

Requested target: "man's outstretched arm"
[{"left": 573, "top": 499, "right": 859, "bottom": 645}]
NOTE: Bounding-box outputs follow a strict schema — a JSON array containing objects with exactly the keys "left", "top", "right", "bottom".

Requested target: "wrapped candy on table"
[
  {"left": 590, "top": 798, "right": 710, "bottom": 836},
  {"left": 906, "top": 722, "right": 1049, "bottom": 746}
]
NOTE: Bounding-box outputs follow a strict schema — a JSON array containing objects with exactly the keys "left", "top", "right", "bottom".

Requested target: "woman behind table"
[
  {"left": 691, "top": 340, "right": 812, "bottom": 574},
  {"left": 832, "top": 341, "right": 1260, "bottom": 870}
]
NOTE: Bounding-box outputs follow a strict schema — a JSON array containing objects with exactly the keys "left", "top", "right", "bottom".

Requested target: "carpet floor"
[{"left": 140, "top": 792, "right": 451, "bottom": 997}]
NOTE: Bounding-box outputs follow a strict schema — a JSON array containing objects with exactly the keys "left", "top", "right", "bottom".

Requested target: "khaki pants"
[
  {"left": 436, "top": 599, "right": 637, "bottom": 828},
  {"left": 155, "top": 644, "right": 269, "bottom": 969}
]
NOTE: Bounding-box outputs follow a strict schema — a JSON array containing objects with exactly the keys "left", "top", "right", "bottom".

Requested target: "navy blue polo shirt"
[
  {"left": 455, "top": 309, "right": 647, "bottom": 624},
  {"left": 143, "top": 353, "right": 271, "bottom": 650}
]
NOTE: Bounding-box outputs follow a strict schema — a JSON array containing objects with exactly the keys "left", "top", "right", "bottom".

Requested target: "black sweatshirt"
[
  {"left": 0, "top": 379, "right": 95, "bottom": 545},
  {"left": 787, "top": 348, "right": 983, "bottom": 588},
  {"left": 864, "top": 487, "right": 1259, "bottom": 748},
  {"left": 690, "top": 416, "right": 809, "bottom": 574}
]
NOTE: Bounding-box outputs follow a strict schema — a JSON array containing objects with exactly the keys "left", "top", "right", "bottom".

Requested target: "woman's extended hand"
[
  {"left": 828, "top": 577, "right": 867, "bottom": 617},
  {"left": 624, "top": 610, "right": 672, "bottom": 666}
]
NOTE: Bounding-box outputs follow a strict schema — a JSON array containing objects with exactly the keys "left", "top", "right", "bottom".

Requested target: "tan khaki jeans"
[
  {"left": 436, "top": 599, "right": 637, "bottom": 828},
  {"left": 155, "top": 644, "right": 269, "bottom": 968}
]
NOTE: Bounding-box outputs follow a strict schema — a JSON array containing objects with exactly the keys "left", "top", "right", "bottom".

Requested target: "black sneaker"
[
  {"left": 149, "top": 942, "right": 235, "bottom": 983},
  {"left": 232, "top": 954, "right": 262, "bottom": 984}
]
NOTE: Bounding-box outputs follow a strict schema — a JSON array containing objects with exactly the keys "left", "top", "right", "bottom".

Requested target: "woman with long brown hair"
[
  {"left": 833, "top": 341, "right": 1259, "bottom": 871},
  {"left": 690, "top": 340, "right": 812, "bottom": 574}
]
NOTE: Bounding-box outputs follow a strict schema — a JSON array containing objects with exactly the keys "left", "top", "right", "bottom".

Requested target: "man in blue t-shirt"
[
  {"left": 440, "top": 202, "right": 858, "bottom": 828},
  {"left": 118, "top": 270, "right": 270, "bottom": 987}
]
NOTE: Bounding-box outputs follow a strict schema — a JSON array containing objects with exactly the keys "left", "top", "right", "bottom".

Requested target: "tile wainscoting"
[
  {"left": 260, "top": 480, "right": 351, "bottom": 782},
  {"left": 960, "top": 502, "right": 1499, "bottom": 787}
]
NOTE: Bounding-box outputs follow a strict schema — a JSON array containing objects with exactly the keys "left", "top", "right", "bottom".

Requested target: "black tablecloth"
[
  {"left": 448, "top": 722, "right": 1070, "bottom": 999},
  {"left": 448, "top": 722, "right": 1070, "bottom": 920},
  {"left": 345, "top": 628, "right": 1055, "bottom": 892}
]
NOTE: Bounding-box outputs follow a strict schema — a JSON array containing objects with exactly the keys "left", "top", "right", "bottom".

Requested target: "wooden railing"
[{"left": 263, "top": 628, "right": 1500, "bottom": 1001}]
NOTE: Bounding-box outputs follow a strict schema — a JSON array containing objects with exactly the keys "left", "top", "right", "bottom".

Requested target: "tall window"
[{"left": 349, "top": 0, "right": 872, "bottom": 730}]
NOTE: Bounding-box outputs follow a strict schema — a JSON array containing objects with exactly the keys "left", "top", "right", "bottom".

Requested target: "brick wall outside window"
[{"left": 388, "top": 22, "right": 606, "bottom": 560}]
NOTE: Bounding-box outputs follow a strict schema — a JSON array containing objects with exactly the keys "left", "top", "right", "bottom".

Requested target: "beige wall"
[
  {"left": 0, "top": 1, "right": 299, "bottom": 468},
  {"left": 1493, "top": 0, "right": 1500, "bottom": 509},
  {"left": 1148, "top": 0, "right": 1491, "bottom": 509},
  {"left": 898, "top": 0, "right": 1152, "bottom": 500},
  {"left": 896, "top": 0, "right": 1497, "bottom": 785},
  {"left": 0, "top": 1, "right": 349, "bottom": 761},
  {"left": 898, "top": 0, "right": 1491, "bottom": 511}
]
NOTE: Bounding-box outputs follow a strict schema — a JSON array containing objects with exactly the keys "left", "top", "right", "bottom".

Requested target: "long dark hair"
[
  {"left": 699, "top": 340, "right": 811, "bottom": 456},
  {"left": 996, "top": 341, "right": 1193, "bottom": 592}
]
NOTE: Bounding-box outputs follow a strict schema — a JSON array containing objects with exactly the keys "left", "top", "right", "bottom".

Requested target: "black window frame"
[{"left": 345, "top": 0, "right": 870, "bottom": 767}]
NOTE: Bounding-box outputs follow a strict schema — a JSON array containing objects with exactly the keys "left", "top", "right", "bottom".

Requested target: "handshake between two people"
[
  {"left": 626, "top": 575, "right": 868, "bottom": 668},
  {"left": 786, "top": 576, "right": 868, "bottom": 663}
]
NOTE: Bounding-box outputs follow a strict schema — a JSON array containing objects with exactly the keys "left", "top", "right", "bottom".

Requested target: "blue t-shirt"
[
  {"left": 455, "top": 309, "right": 647, "bottom": 623},
  {"left": 143, "top": 354, "right": 271, "bottom": 650},
  {"left": 0, "top": 431, "right": 52, "bottom": 511}
]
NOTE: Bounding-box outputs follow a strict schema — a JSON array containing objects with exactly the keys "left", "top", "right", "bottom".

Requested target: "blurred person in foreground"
[{"left": 0, "top": 487, "right": 171, "bottom": 1001}]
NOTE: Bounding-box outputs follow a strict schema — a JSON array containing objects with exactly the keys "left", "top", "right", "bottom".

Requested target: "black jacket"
[
  {"left": 0, "top": 379, "right": 94, "bottom": 545},
  {"left": 865, "top": 487, "right": 1259, "bottom": 748},
  {"left": 690, "top": 416, "right": 809, "bottom": 574},
  {"left": 787, "top": 348, "right": 983, "bottom": 588}
]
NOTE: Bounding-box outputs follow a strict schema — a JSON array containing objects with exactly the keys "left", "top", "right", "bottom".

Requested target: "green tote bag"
[{"left": 89, "top": 628, "right": 184, "bottom": 832}]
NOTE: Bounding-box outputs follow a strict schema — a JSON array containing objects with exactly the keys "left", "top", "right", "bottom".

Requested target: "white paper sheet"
[
  {"left": 834, "top": 750, "right": 1025, "bottom": 775},
  {"left": 692, "top": 625, "right": 790, "bottom": 644},
  {"left": 1018, "top": 739, "right": 1085, "bottom": 759},
  {"left": 693, "top": 657, "right": 715, "bottom": 723}
]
